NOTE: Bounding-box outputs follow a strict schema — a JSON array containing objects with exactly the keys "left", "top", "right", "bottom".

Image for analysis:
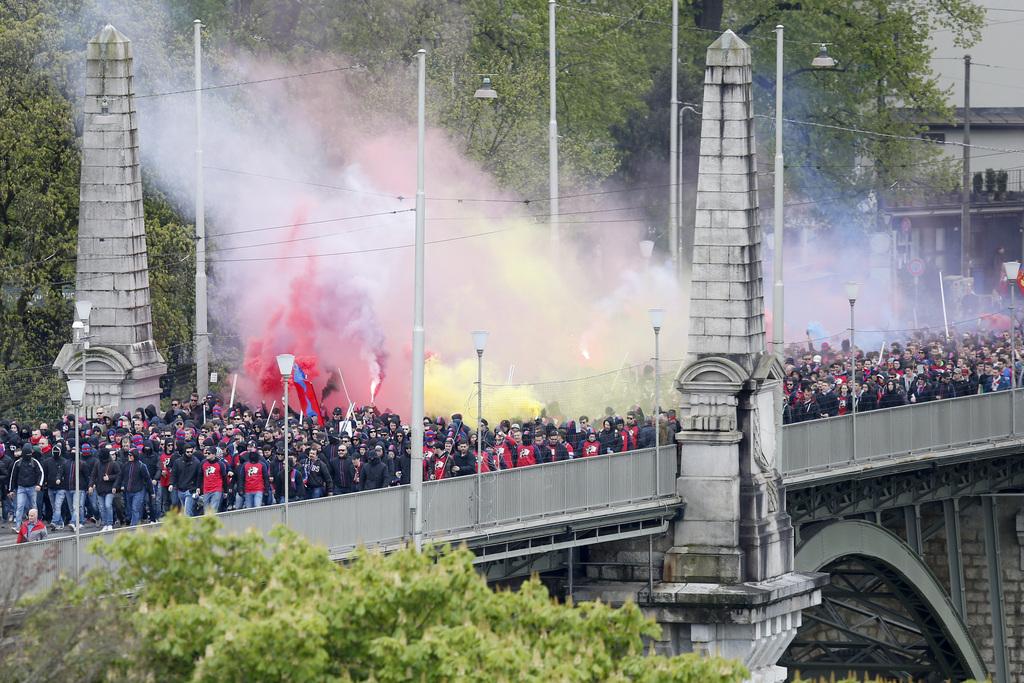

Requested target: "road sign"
[{"left": 908, "top": 258, "right": 925, "bottom": 278}]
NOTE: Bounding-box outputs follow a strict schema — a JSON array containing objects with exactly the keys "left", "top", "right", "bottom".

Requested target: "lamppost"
[
  {"left": 67, "top": 378, "right": 86, "bottom": 581},
  {"left": 649, "top": 308, "right": 664, "bottom": 494},
  {"left": 669, "top": 0, "right": 679, "bottom": 276},
  {"left": 1004, "top": 261, "right": 1020, "bottom": 434},
  {"left": 773, "top": 29, "right": 837, "bottom": 357},
  {"left": 74, "top": 300, "right": 93, "bottom": 412},
  {"left": 276, "top": 353, "right": 294, "bottom": 526},
  {"left": 410, "top": 48, "right": 427, "bottom": 551},
  {"left": 845, "top": 282, "right": 860, "bottom": 461},
  {"left": 472, "top": 330, "right": 488, "bottom": 523},
  {"left": 548, "top": 0, "right": 559, "bottom": 244}
]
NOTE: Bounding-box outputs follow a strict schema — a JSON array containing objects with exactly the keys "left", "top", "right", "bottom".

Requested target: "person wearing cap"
[
  {"left": 239, "top": 444, "right": 271, "bottom": 509},
  {"left": 8, "top": 444, "right": 43, "bottom": 532},
  {"left": 303, "top": 446, "right": 333, "bottom": 499},
  {"left": 200, "top": 447, "right": 229, "bottom": 515},
  {"left": 170, "top": 444, "right": 201, "bottom": 517}
]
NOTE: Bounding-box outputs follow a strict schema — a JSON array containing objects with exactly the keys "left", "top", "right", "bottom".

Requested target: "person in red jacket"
[
  {"left": 16, "top": 508, "right": 47, "bottom": 543},
  {"left": 493, "top": 429, "right": 517, "bottom": 470},
  {"left": 431, "top": 439, "right": 454, "bottom": 480},
  {"left": 620, "top": 413, "right": 640, "bottom": 452},
  {"left": 156, "top": 441, "right": 174, "bottom": 520}
]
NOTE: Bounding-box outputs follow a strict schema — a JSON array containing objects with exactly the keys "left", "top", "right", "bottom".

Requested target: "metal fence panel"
[
  {"left": 0, "top": 447, "right": 678, "bottom": 594},
  {"left": 782, "top": 390, "right": 1022, "bottom": 475}
]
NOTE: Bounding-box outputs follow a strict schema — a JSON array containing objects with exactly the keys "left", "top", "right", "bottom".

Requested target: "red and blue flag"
[{"left": 292, "top": 364, "right": 324, "bottom": 426}]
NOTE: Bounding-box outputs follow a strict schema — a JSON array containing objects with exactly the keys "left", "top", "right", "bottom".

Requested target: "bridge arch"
[{"left": 781, "top": 520, "right": 986, "bottom": 682}]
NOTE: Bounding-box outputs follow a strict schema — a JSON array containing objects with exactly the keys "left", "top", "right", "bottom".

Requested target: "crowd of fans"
[
  {"left": 782, "top": 327, "right": 1020, "bottom": 423},
  {"left": 1, "top": 394, "right": 680, "bottom": 538},
  {"left": 4, "top": 325, "right": 1013, "bottom": 538}
]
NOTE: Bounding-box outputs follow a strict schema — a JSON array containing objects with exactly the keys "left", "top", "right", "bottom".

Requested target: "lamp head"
[
  {"left": 75, "top": 300, "right": 93, "bottom": 322},
  {"left": 639, "top": 240, "right": 655, "bottom": 260},
  {"left": 472, "top": 330, "right": 489, "bottom": 354},
  {"left": 276, "top": 353, "right": 295, "bottom": 378},
  {"left": 474, "top": 76, "right": 497, "bottom": 100},
  {"left": 1004, "top": 261, "right": 1021, "bottom": 282},
  {"left": 811, "top": 44, "right": 837, "bottom": 69},
  {"left": 648, "top": 308, "right": 665, "bottom": 331},
  {"left": 67, "top": 379, "right": 86, "bottom": 404},
  {"left": 844, "top": 281, "right": 860, "bottom": 304}
]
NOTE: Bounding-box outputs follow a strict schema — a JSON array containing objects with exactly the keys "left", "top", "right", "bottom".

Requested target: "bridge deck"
[{"left": 0, "top": 446, "right": 680, "bottom": 595}]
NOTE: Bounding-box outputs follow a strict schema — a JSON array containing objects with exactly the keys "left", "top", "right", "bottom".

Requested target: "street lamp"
[
  {"left": 639, "top": 239, "right": 655, "bottom": 260},
  {"left": 773, "top": 30, "right": 837, "bottom": 359},
  {"left": 74, "top": 300, "right": 92, "bottom": 415},
  {"left": 1004, "top": 262, "right": 1020, "bottom": 434},
  {"left": 668, "top": 0, "right": 679, "bottom": 277},
  {"left": 648, "top": 308, "right": 665, "bottom": 494},
  {"left": 472, "top": 330, "right": 489, "bottom": 523},
  {"left": 548, "top": 0, "right": 559, "bottom": 244},
  {"left": 410, "top": 48, "right": 427, "bottom": 551},
  {"left": 67, "top": 378, "right": 86, "bottom": 581},
  {"left": 473, "top": 75, "right": 497, "bottom": 100},
  {"left": 845, "top": 282, "right": 860, "bottom": 460},
  {"left": 811, "top": 44, "right": 837, "bottom": 69},
  {"left": 276, "top": 353, "right": 295, "bottom": 525}
]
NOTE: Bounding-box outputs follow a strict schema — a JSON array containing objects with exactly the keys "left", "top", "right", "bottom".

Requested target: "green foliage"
[
  {"left": 67, "top": 514, "right": 748, "bottom": 682},
  {"left": 0, "top": 0, "right": 80, "bottom": 420}
]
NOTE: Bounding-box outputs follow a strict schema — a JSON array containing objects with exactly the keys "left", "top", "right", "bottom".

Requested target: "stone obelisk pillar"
[
  {"left": 659, "top": 31, "right": 823, "bottom": 681},
  {"left": 54, "top": 25, "right": 166, "bottom": 414}
]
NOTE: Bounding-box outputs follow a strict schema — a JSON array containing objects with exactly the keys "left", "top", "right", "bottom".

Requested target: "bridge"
[{"left": 4, "top": 390, "right": 1020, "bottom": 680}]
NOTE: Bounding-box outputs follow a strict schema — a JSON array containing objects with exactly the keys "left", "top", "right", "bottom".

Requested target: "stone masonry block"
[
  {"left": 720, "top": 173, "right": 754, "bottom": 193},
  {"left": 692, "top": 246, "right": 710, "bottom": 264}
]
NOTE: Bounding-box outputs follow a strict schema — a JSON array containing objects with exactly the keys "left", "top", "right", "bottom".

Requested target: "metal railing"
[
  {"left": 781, "top": 389, "right": 1024, "bottom": 476},
  {"left": 0, "top": 446, "right": 678, "bottom": 595}
]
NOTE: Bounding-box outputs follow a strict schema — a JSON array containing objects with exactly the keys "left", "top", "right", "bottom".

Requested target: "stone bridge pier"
[{"left": 573, "top": 30, "right": 825, "bottom": 683}]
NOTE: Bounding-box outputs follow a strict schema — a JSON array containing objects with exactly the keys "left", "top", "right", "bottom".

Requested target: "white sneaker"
[{"left": 104, "top": 525, "right": 113, "bottom": 532}]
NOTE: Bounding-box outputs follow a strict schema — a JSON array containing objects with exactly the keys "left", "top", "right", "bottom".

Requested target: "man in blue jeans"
[
  {"left": 114, "top": 449, "right": 153, "bottom": 526},
  {"left": 7, "top": 445, "right": 43, "bottom": 532}
]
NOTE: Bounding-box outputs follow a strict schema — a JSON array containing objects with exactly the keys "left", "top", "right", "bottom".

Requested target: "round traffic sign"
[{"left": 908, "top": 258, "right": 925, "bottom": 277}]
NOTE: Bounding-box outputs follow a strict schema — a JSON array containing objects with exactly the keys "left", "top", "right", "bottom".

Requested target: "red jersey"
[
  {"left": 202, "top": 460, "right": 226, "bottom": 493},
  {"left": 242, "top": 461, "right": 267, "bottom": 493},
  {"left": 158, "top": 452, "right": 173, "bottom": 487},
  {"left": 515, "top": 445, "right": 537, "bottom": 468},
  {"left": 431, "top": 454, "right": 448, "bottom": 480},
  {"left": 494, "top": 441, "right": 512, "bottom": 470},
  {"left": 581, "top": 441, "right": 601, "bottom": 458}
]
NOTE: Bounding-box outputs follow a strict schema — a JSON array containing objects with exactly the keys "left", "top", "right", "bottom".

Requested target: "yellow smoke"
[{"left": 424, "top": 356, "right": 544, "bottom": 421}]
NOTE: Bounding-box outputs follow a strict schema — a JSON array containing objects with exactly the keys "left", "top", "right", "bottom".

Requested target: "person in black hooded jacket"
[
  {"left": 42, "top": 445, "right": 69, "bottom": 529},
  {"left": 89, "top": 448, "right": 119, "bottom": 531},
  {"left": 597, "top": 419, "right": 619, "bottom": 455},
  {"left": 9, "top": 444, "right": 43, "bottom": 531},
  {"left": 360, "top": 450, "right": 389, "bottom": 490}
]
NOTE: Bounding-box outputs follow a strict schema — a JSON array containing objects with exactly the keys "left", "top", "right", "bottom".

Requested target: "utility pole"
[
  {"left": 961, "top": 54, "right": 972, "bottom": 279},
  {"left": 548, "top": 0, "right": 559, "bottom": 244},
  {"left": 669, "top": 0, "right": 679, "bottom": 276},
  {"left": 194, "top": 19, "right": 209, "bottom": 398}
]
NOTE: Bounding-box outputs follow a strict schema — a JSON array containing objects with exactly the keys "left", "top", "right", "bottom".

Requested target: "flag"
[
  {"left": 291, "top": 364, "right": 325, "bottom": 426},
  {"left": 1016, "top": 263, "right": 1024, "bottom": 296}
]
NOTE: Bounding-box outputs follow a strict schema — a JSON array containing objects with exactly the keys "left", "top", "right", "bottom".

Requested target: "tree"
[
  {"left": 0, "top": 0, "right": 81, "bottom": 420},
  {"left": 38, "top": 514, "right": 748, "bottom": 682}
]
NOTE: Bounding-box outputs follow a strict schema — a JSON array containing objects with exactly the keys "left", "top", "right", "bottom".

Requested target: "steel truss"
[
  {"left": 787, "top": 451, "right": 1024, "bottom": 525},
  {"left": 781, "top": 556, "right": 976, "bottom": 682}
]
